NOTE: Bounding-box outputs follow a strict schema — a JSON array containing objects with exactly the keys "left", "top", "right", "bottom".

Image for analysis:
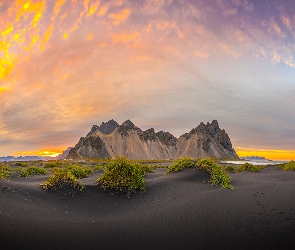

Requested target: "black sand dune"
[{"left": 1, "top": 167, "right": 295, "bottom": 250}]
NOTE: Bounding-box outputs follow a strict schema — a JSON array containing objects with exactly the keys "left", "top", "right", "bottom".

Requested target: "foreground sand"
[{"left": 1, "top": 166, "right": 295, "bottom": 249}]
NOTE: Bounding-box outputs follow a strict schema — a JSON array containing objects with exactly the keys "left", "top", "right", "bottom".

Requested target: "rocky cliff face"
[{"left": 67, "top": 119, "right": 239, "bottom": 160}]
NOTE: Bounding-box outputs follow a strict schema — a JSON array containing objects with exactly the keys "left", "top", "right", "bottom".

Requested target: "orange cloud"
[
  {"left": 112, "top": 32, "right": 140, "bottom": 43},
  {"left": 0, "top": 83, "right": 13, "bottom": 93},
  {"left": 87, "top": 33, "right": 93, "bottom": 40},
  {"left": 98, "top": 5, "right": 109, "bottom": 16},
  {"left": 194, "top": 50, "right": 209, "bottom": 59},
  {"left": 63, "top": 33, "right": 68, "bottom": 40},
  {"left": 109, "top": 9, "right": 131, "bottom": 25},
  {"left": 79, "top": 0, "right": 89, "bottom": 17},
  {"left": 40, "top": 24, "right": 54, "bottom": 51},
  {"left": 1, "top": 24, "right": 14, "bottom": 38},
  {"left": 86, "top": 1, "right": 100, "bottom": 17},
  {"left": 54, "top": 0, "right": 67, "bottom": 16}
]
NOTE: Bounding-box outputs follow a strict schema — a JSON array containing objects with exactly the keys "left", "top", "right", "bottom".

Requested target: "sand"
[{"left": 1, "top": 166, "right": 295, "bottom": 249}]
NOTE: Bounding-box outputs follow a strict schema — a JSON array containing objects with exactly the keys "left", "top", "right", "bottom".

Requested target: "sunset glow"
[{"left": 0, "top": 0, "right": 294, "bottom": 160}]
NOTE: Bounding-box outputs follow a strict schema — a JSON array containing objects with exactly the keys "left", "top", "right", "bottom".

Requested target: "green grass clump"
[
  {"left": 224, "top": 165, "right": 236, "bottom": 172},
  {"left": 141, "top": 164, "right": 154, "bottom": 173},
  {"left": 196, "top": 159, "right": 233, "bottom": 190},
  {"left": 277, "top": 160, "right": 295, "bottom": 171},
  {"left": 40, "top": 169, "right": 84, "bottom": 191},
  {"left": 0, "top": 165, "right": 13, "bottom": 180},
  {"left": 15, "top": 162, "right": 28, "bottom": 167},
  {"left": 93, "top": 164, "right": 105, "bottom": 171},
  {"left": 19, "top": 166, "right": 47, "bottom": 177},
  {"left": 237, "top": 163, "right": 259, "bottom": 172},
  {"left": 166, "top": 157, "right": 196, "bottom": 173},
  {"left": 96, "top": 156, "right": 146, "bottom": 198},
  {"left": 65, "top": 165, "right": 92, "bottom": 179}
]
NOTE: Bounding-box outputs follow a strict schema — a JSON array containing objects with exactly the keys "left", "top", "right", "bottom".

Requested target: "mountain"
[
  {"left": 56, "top": 147, "right": 73, "bottom": 160},
  {"left": 66, "top": 119, "right": 239, "bottom": 160}
]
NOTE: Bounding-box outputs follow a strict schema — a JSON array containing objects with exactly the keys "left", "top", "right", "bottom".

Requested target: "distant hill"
[
  {"left": 0, "top": 156, "right": 44, "bottom": 162},
  {"left": 66, "top": 119, "right": 239, "bottom": 160},
  {"left": 56, "top": 147, "right": 73, "bottom": 160}
]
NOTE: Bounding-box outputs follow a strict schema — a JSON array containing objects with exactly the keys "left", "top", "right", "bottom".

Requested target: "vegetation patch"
[
  {"left": 237, "top": 163, "right": 260, "bottom": 172},
  {"left": 277, "top": 160, "right": 295, "bottom": 171},
  {"left": 40, "top": 169, "right": 84, "bottom": 191},
  {"left": 141, "top": 164, "right": 154, "bottom": 173},
  {"left": 19, "top": 166, "right": 47, "bottom": 177},
  {"left": 196, "top": 159, "right": 233, "bottom": 190},
  {"left": 224, "top": 165, "right": 236, "bottom": 172},
  {"left": 15, "top": 162, "right": 28, "bottom": 167},
  {"left": 93, "top": 164, "right": 105, "bottom": 171},
  {"left": 166, "top": 157, "right": 196, "bottom": 173},
  {"left": 0, "top": 164, "right": 13, "bottom": 180},
  {"left": 96, "top": 156, "right": 146, "bottom": 198},
  {"left": 64, "top": 165, "right": 92, "bottom": 179}
]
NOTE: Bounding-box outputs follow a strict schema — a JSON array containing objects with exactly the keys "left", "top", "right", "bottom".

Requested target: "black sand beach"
[{"left": 1, "top": 166, "right": 295, "bottom": 249}]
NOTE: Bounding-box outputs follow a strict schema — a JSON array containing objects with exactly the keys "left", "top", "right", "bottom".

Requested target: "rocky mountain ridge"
[{"left": 66, "top": 119, "right": 239, "bottom": 160}]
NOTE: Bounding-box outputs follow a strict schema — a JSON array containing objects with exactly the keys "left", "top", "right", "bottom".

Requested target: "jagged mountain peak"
[
  {"left": 121, "top": 119, "right": 137, "bottom": 128},
  {"left": 87, "top": 119, "right": 119, "bottom": 136}
]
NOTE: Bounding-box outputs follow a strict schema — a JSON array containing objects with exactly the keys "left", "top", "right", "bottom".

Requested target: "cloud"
[
  {"left": 112, "top": 31, "right": 140, "bottom": 43},
  {"left": 109, "top": 8, "right": 131, "bottom": 25},
  {"left": 222, "top": 8, "right": 237, "bottom": 16},
  {"left": 281, "top": 15, "right": 291, "bottom": 30},
  {"left": 54, "top": 0, "right": 67, "bottom": 16}
]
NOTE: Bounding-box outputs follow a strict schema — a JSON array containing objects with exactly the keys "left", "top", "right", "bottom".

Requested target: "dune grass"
[
  {"left": 0, "top": 164, "right": 13, "bottom": 180},
  {"left": 196, "top": 159, "right": 233, "bottom": 190},
  {"left": 96, "top": 156, "right": 147, "bottom": 198},
  {"left": 19, "top": 166, "right": 47, "bottom": 177},
  {"left": 166, "top": 157, "right": 197, "bottom": 173},
  {"left": 40, "top": 169, "right": 84, "bottom": 191},
  {"left": 277, "top": 160, "right": 295, "bottom": 171},
  {"left": 236, "top": 163, "right": 267, "bottom": 173},
  {"left": 224, "top": 165, "right": 237, "bottom": 172},
  {"left": 165, "top": 158, "right": 233, "bottom": 190}
]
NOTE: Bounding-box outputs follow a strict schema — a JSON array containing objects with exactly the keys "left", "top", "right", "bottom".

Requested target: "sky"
[{"left": 0, "top": 0, "right": 295, "bottom": 160}]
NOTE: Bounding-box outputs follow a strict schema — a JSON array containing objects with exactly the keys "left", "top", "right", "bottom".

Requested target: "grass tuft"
[
  {"left": 40, "top": 169, "right": 84, "bottom": 191},
  {"left": 19, "top": 166, "right": 47, "bottom": 177},
  {"left": 166, "top": 157, "right": 196, "bottom": 173},
  {"left": 224, "top": 165, "right": 236, "bottom": 172},
  {"left": 96, "top": 156, "right": 146, "bottom": 198},
  {"left": 237, "top": 163, "right": 260, "bottom": 172},
  {"left": 196, "top": 159, "right": 233, "bottom": 190},
  {"left": 277, "top": 160, "right": 295, "bottom": 171},
  {"left": 0, "top": 164, "right": 13, "bottom": 180}
]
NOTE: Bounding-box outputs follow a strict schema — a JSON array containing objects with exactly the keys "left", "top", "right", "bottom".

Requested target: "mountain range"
[{"left": 66, "top": 119, "right": 239, "bottom": 160}]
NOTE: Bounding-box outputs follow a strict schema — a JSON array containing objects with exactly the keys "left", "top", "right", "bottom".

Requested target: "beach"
[{"left": 1, "top": 166, "right": 295, "bottom": 249}]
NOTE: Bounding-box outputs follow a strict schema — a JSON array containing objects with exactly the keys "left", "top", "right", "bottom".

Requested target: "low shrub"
[
  {"left": 19, "top": 166, "right": 47, "bottom": 177},
  {"left": 44, "top": 161, "right": 66, "bottom": 168},
  {"left": 141, "top": 164, "right": 154, "bottom": 173},
  {"left": 40, "top": 169, "right": 84, "bottom": 191},
  {"left": 15, "top": 162, "right": 28, "bottom": 167},
  {"left": 196, "top": 159, "right": 233, "bottom": 190},
  {"left": 96, "top": 156, "right": 146, "bottom": 197},
  {"left": 166, "top": 157, "right": 196, "bottom": 173},
  {"left": 237, "top": 163, "right": 259, "bottom": 172},
  {"left": 224, "top": 165, "right": 236, "bottom": 172},
  {"left": 65, "top": 165, "right": 92, "bottom": 179},
  {"left": 93, "top": 164, "right": 105, "bottom": 171},
  {"left": 0, "top": 165, "right": 12, "bottom": 180},
  {"left": 278, "top": 160, "right": 295, "bottom": 171}
]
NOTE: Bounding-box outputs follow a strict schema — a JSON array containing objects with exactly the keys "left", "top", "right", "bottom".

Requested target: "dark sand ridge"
[{"left": 1, "top": 167, "right": 295, "bottom": 249}]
